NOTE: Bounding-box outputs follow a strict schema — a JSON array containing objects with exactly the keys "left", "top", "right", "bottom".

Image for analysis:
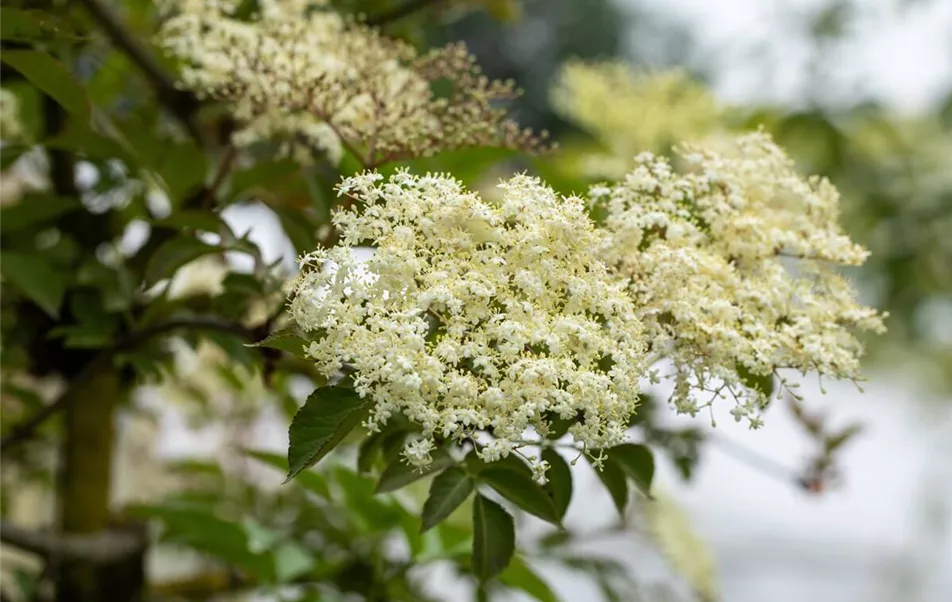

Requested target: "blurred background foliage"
[{"left": 1, "top": 0, "right": 950, "bottom": 601}]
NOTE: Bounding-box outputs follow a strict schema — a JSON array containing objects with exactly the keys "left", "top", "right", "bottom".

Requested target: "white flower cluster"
[
  {"left": 593, "top": 130, "right": 886, "bottom": 424},
  {"left": 290, "top": 170, "right": 646, "bottom": 467}
]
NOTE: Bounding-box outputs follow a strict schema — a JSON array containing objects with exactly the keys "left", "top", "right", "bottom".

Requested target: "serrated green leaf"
[
  {"left": 541, "top": 448, "right": 572, "bottom": 519},
  {"left": 1, "top": 51, "right": 89, "bottom": 119},
  {"left": 422, "top": 467, "right": 474, "bottom": 533},
  {"left": 0, "top": 251, "right": 66, "bottom": 317},
  {"left": 472, "top": 494, "right": 515, "bottom": 581},
  {"left": 499, "top": 556, "right": 558, "bottom": 602},
  {"left": 0, "top": 195, "right": 80, "bottom": 233},
  {"left": 246, "top": 326, "right": 309, "bottom": 358},
  {"left": 285, "top": 387, "right": 369, "bottom": 482},
  {"left": 244, "top": 448, "right": 330, "bottom": 499},
  {"left": 607, "top": 444, "right": 654, "bottom": 496},
  {"left": 591, "top": 455, "right": 628, "bottom": 516},
  {"left": 480, "top": 468, "right": 560, "bottom": 525},
  {"left": 375, "top": 448, "right": 455, "bottom": 494},
  {"left": 145, "top": 236, "right": 218, "bottom": 284}
]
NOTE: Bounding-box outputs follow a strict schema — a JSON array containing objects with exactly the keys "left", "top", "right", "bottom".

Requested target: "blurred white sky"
[{"left": 623, "top": 0, "right": 952, "bottom": 112}]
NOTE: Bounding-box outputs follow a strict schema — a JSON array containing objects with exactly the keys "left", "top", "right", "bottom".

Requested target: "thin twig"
[
  {"left": 0, "top": 318, "right": 254, "bottom": 451},
  {"left": 365, "top": 0, "right": 450, "bottom": 27},
  {"left": 75, "top": 0, "right": 201, "bottom": 142}
]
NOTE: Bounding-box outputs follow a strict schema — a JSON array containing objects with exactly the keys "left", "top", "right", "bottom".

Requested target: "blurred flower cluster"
[
  {"left": 156, "top": 0, "right": 547, "bottom": 167},
  {"left": 553, "top": 61, "right": 722, "bottom": 177}
]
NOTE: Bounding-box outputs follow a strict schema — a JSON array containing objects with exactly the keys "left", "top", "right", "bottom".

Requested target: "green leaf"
[
  {"left": 375, "top": 448, "right": 455, "bottom": 494},
  {"left": 244, "top": 449, "right": 330, "bottom": 499},
  {"left": 591, "top": 455, "right": 629, "bottom": 517},
  {"left": 1, "top": 51, "right": 89, "bottom": 119},
  {"left": 1, "top": 145, "right": 27, "bottom": 170},
  {"left": 273, "top": 541, "right": 315, "bottom": 583},
  {"left": 466, "top": 448, "right": 533, "bottom": 478},
  {"left": 0, "top": 252, "right": 67, "bottom": 317},
  {"left": 480, "top": 468, "right": 560, "bottom": 525},
  {"left": 541, "top": 448, "right": 572, "bottom": 519},
  {"left": 145, "top": 236, "right": 219, "bottom": 285},
  {"left": 357, "top": 431, "right": 384, "bottom": 474},
  {"left": 274, "top": 206, "right": 318, "bottom": 254},
  {"left": 472, "top": 494, "right": 515, "bottom": 581},
  {"left": 544, "top": 412, "right": 574, "bottom": 439},
  {"left": 0, "top": 8, "right": 82, "bottom": 43},
  {"left": 153, "top": 211, "right": 231, "bottom": 235},
  {"left": 499, "top": 556, "right": 559, "bottom": 602},
  {"left": 246, "top": 326, "right": 309, "bottom": 358},
  {"left": 286, "top": 387, "right": 369, "bottom": 482},
  {"left": 422, "top": 467, "right": 475, "bottom": 533},
  {"left": 154, "top": 141, "right": 208, "bottom": 202},
  {"left": 737, "top": 363, "right": 775, "bottom": 398},
  {"left": 0, "top": 195, "right": 80, "bottom": 233},
  {"left": 229, "top": 159, "right": 301, "bottom": 202},
  {"left": 133, "top": 504, "right": 272, "bottom": 580},
  {"left": 607, "top": 444, "right": 654, "bottom": 496}
]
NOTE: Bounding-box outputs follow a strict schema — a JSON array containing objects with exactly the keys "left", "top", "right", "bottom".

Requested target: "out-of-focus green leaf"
[
  {"left": 133, "top": 504, "right": 273, "bottom": 580},
  {"left": 273, "top": 541, "right": 316, "bottom": 583},
  {"left": 0, "top": 252, "right": 67, "bottom": 317},
  {"left": 499, "top": 556, "right": 558, "bottom": 602},
  {"left": 1, "top": 51, "right": 89, "bottom": 119},
  {"left": 1, "top": 145, "right": 28, "bottom": 170},
  {"left": 480, "top": 468, "right": 560, "bottom": 525},
  {"left": 153, "top": 210, "right": 231, "bottom": 235},
  {"left": 229, "top": 159, "right": 301, "bottom": 202},
  {"left": 422, "top": 467, "right": 474, "bottom": 533},
  {"left": 0, "top": 195, "right": 80, "bottom": 233},
  {"left": 245, "top": 449, "right": 330, "bottom": 499},
  {"left": 273, "top": 206, "right": 318, "bottom": 254},
  {"left": 472, "top": 494, "right": 515, "bottom": 581},
  {"left": 286, "top": 386, "right": 369, "bottom": 481},
  {"left": 145, "top": 236, "right": 219, "bottom": 284},
  {"left": 541, "top": 448, "right": 572, "bottom": 519},
  {"left": 0, "top": 8, "right": 82, "bottom": 43}
]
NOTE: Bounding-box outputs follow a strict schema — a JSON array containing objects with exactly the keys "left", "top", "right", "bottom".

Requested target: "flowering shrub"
[{"left": 0, "top": 0, "right": 893, "bottom": 597}]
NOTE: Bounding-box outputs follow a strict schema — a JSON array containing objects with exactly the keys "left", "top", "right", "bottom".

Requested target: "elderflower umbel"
[
  {"left": 594, "top": 130, "right": 886, "bottom": 423},
  {"left": 289, "top": 170, "right": 646, "bottom": 470},
  {"left": 157, "top": 0, "right": 546, "bottom": 166},
  {"left": 552, "top": 61, "right": 721, "bottom": 177}
]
